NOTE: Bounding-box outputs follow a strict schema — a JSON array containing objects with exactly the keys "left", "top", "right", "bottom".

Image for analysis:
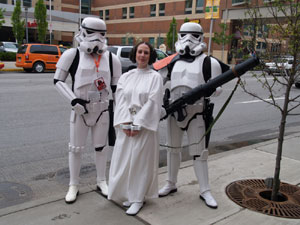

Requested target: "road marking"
[{"left": 235, "top": 97, "right": 285, "bottom": 104}]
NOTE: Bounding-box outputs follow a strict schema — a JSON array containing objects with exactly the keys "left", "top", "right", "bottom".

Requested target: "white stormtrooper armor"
[
  {"left": 54, "top": 17, "right": 122, "bottom": 204},
  {"left": 159, "top": 22, "right": 224, "bottom": 209}
]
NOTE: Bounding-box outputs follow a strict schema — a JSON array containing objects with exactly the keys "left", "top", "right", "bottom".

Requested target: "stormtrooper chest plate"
[{"left": 170, "top": 54, "right": 206, "bottom": 100}]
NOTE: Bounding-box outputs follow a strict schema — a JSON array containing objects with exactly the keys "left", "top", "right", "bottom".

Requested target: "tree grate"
[{"left": 226, "top": 179, "right": 300, "bottom": 219}]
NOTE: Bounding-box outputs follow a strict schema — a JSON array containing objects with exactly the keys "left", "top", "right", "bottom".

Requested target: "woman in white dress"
[{"left": 108, "top": 42, "right": 163, "bottom": 216}]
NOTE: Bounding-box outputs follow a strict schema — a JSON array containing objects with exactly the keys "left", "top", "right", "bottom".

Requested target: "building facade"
[{"left": 0, "top": 0, "right": 288, "bottom": 63}]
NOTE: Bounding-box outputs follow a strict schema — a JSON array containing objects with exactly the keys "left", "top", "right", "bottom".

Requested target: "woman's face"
[{"left": 136, "top": 43, "right": 150, "bottom": 69}]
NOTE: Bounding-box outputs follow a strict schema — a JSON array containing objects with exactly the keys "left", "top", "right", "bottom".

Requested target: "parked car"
[
  {"left": 0, "top": 41, "right": 18, "bottom": 53},
  {"left": 107, "top": 45, "right": 168, "bottom": 73},
  {"left": 294, "top": 65, "right": 300, "bottom": 88},
  {"left": 15, "top": 43, "right": 67, "bottom": 73},
  {"left": 264, "top": 55, "right": 294, "bottom": 75},
  {"left": 0, "top": 62, "right": 4, "bottom": 70}
]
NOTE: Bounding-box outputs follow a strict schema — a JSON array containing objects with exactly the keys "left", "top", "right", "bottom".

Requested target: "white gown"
[{"left": 108, "top": 67, "right": 163, "bottom": 203}]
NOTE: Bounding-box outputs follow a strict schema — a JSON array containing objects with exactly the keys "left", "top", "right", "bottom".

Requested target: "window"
[
  {"left": 105, "top": 9, "right": 109, "bottom": 20},
  {"left": 0, "top": 0, "right": 7, "bottom": 3},
  {"left": 99, "top": 10, "right": 103, "bottom": 19},
  {"left": 149, "top": 37, "right": 155, "bottom": 46},
  {"left": 81, "top": 0, "right": 91, "bottom": 15},
  {"left": 271, "top": 43, "right": 281, "bottom": 53},
  {"left": 122, "top": 7, "right": 127, "bottom": 19},
  {"left": 23, "top": 0, "right": 32, "bottom": 7},
  {"left": 46, "top": 5, "right": 54, "bottom": 10},
  {"left": 196, "top": 0, "right": 204, "bottom": 13},
  {"left": 243, "top": 24, "right": 254, "bottom": 36},
  {"left": 232, "top": 0, "right": 246, "bottom": 6},
  {"left": 256, "top": 42, "right": 267, "bottom": 50},
  {"left": 159, "top": 3, "right": 165, "bottom": 16},
  {"left": 185, "top": 0, "right": 192, "bottom": 14},
  {"left": 258, "top": 25, "right": 269, "bottom": 38},
  {"left": 120, "top": 47, "right": 132, "bottom": 58},
  {"left": 30, "top": 45, "right": 58, "bottom": 55},
  {"left": 121, "top": 37, "right": 126, "bottom": 45},
  {"left": 129, "top": 7, "right": 134, "bottom": 18},
  {"left": 150, "top": 4, "right": 156, "bottom": 17},
  {"left": 157, "top": 37, "right": 164, "bottom": 47},
  {"left": 128, "top": 37, "right": 134, "bottom": 45}
]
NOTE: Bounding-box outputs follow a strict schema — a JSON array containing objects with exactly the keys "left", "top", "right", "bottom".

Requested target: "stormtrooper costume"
[
  {"left": 158, "top": 22, "right": 225, "bottom": 209},
  {"left": 54, "top": 17, "right": 121, "bottom": 204}
]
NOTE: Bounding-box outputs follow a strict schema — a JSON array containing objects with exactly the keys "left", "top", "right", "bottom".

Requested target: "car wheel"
[
  {"left": 24, "top": 68, "right": 32, "bottom": 72},
  {"left": 295, "top": 83, "right": 300, "bottom": 88},
  {"left": 33, "top": 62, "right": 45, "bottom": 73}
]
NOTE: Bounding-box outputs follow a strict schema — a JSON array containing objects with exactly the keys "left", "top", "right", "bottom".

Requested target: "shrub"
[{"left": 0, "top": 52, "right": 16, "bottom": 61}]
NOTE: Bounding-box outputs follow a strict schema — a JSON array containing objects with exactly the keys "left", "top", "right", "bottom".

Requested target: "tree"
[
  {"left": 34, "top": 0, "right": 48, "bottom": 43},
  {"left": 166, "top": 17, "right": 177, "bottom": 53},
  {"left": 239, "top": 0, "right": 300, "bottom": 201},
  {"left": 0, "top": 8, "right": 5, "bottom": 28},
  {"left": 212, "top": 23, "right": 234, "bottom": 61},
  {"left": 11, "top": 0, "right": 25, "bottom": 45}
]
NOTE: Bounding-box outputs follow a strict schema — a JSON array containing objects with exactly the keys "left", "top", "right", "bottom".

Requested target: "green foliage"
[
  {"left": 166, "top": 17, "right": 178, "bottom": 52},
  {"left": 0, "top": 8, "right": 5, "bottom": 28},
  {"left": 11, "top": 0, "right": 25, "bottom": 45},
  {"left": 0, "top": 52, "right": 16, "bottom": 61},
  {"left": 34, "top": 0, "right": 48, "bottom": 43},
  {"left": 184, "top": 17, "right": 189, "bottom": 23},
  {"left": 212, "top": 23, "right": 233, "bottom": 46}
]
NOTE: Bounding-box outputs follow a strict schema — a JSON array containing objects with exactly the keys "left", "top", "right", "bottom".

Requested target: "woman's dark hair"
[{"left": 129, "top": 42, "right": 157, "bottom": 65}]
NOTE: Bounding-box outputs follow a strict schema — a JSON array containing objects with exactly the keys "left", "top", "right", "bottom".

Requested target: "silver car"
[
  {"left": 107, "top": 45, "right": 168, "bottom": 73},
  {"left": 0, "top": 42, "right": 18, "bottom": 53}
]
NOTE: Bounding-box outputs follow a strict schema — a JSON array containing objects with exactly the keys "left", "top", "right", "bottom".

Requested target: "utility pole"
[
  {"left": 49, "top": 0, "right": 52, "bottom": 44},
  {"left": 25, "top": 6, "right": 29, "bottom": 43}
]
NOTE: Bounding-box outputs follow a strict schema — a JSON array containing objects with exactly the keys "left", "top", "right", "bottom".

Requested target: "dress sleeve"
[
  {"left": 113, "top": 74, "right": 132, "bottom": 127},
  {"left": 133, "top": 71, "right": 163, "bottom": 132}
]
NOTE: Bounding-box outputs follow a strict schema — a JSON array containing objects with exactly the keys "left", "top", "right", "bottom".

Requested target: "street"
[{"left": 0, "top": 70, "right": 300, "bottom": 208}]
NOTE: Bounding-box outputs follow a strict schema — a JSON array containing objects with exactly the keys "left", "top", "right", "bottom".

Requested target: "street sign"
[{"left": 205, "top": 0, "right": 220, "bottom": 19}]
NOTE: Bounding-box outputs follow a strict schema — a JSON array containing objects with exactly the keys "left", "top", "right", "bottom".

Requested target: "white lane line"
[{"left": 235, "top": 97, "right": 285, "bottom": 104}]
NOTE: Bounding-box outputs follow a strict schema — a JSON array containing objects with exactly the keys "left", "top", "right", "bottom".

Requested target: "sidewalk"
[
  {"left": 0, "top": 133, "right": 299, "bottom": 225},
  {"left": 0, "top": 61, "right": 23, "bottom": 72}
]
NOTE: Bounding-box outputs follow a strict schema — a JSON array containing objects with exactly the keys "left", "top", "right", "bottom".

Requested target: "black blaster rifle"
[{"left": 163, "top": 56, "right": 260, "bottom": 120}]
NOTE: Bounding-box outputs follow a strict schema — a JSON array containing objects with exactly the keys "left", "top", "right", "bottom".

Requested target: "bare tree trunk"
[{"left": 271, "top": 81, "right": 291, "bottom": 201}]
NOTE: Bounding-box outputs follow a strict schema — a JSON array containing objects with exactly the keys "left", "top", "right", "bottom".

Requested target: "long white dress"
[{"left": 108, "top": 67, "right": 163, "bottom": 203}]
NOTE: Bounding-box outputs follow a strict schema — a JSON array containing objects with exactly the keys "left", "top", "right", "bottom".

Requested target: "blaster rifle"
[{"left": 163, "top": 57, "right": 260, "bottom": 120}]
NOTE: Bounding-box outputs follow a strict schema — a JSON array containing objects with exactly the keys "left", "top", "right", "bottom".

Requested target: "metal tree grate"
[{"left": 226, "top": 179, "right": 300, "bottom": 219}]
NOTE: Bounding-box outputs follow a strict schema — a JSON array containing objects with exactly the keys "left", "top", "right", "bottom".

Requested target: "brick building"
[{"left": 0, "top": 0, "right": 289, "bottom": 63}]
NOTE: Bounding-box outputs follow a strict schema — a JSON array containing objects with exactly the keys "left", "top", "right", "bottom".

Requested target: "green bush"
[{"left": 0, "top": 52, "right": 16, "bottom": 61}]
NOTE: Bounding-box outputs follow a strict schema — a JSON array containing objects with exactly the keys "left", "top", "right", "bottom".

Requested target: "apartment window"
[
  {"left": 122, "top": 7, "right": 127, "bottom": 19},
  {"left": 46, "top": 5, "right": 54, "bottom": 10},
  {"left": 0, "top": 0, "right": 7, "bottom": 3},
  {"left": 258, "top": 25, "right": 269, "bottom": 38},
  {"left": 105, "top": 9, "right": 109, "bottom": 20},
  {"left": 23, "top": 0, "right": 32, "bottom": 7},
  {"left": 149, "top": 37, "right": 155, "bottom": 46},
  {"left": 196, "top": 0, "right": 204, "bottom": 13},
  {"left": 81, "top": 0, "right": 91, "bottom": 15},
  {"left": 256, "top": 42, "right": 267, "bottom": 50},
  {"left": 99, "top": 10, "right": 103, "bottom": 19},
  {"left": 121, "top": 37, "right": 126, "bottom": 45},
  {"left": 159, "top": 3, "right": 165, "bottom": 16},
  {"left": 128, "top": 37, "right": 134, "bottom": 45},
  {"left": 185, "top": 0, "right": 192, "bottom": 14},
  {"left": 271, "top": 43, "right": 281, "bottom": 53},
  {"left": 129, "top": 7, "right": 135, "bottom": 18},
  {"left": 157, "top": 37, "right": 164, "bottom": 47},
  {"left": 232, "top": 0, "right": 246, "bottom": 6},
  {"left": 150, "top": 4, "right": 156, "bottom": 17},
  {"left": 243, "top": 24, "right": 254, "bottom": 36}
]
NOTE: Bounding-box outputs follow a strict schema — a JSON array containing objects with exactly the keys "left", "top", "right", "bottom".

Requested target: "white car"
[
  {"left": 0, "top": 42, "right": 18, "bottom": 53},
  {"left": 264, "top": 56, "right": 294, "bottom": 75},
  {"left": 107, "top": 45, "right": 168, "bottom": 73}
]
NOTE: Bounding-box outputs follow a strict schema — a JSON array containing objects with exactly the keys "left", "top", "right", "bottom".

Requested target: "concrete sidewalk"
[
  {"left": 0, "top": 133, "right": 299, "bottom": 225},
  {"left": 0, "top": 61, "right": 23, "bottom": 72}
]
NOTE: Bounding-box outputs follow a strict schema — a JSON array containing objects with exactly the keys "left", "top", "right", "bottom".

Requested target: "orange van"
[{"left": 15, "top": 43, "right": 67, "bottom": 73}]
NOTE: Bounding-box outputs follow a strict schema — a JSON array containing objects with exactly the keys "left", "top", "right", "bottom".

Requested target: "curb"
[{"left": 1, "top": 68, "right": 24, "bottom": 72}]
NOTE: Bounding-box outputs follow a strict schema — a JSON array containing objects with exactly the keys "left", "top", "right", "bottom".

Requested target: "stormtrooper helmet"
[
  {"left": 175, "top": 22, "right": 207, "bottom": 56},
  {"left": 75, "top": 17, "right": 107, "bottom": 55}
]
